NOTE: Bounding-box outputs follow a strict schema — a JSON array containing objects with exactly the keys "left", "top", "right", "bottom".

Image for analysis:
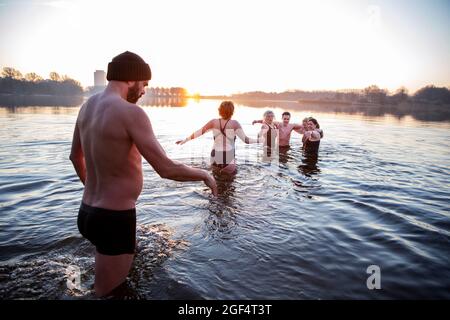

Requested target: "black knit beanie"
[{"left": 107, "top": 51, "right": 151, "bottom": 81}]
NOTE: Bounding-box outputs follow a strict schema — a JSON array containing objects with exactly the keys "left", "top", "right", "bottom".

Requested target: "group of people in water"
[
  {"left": 70, "top": 51, "right": 323, "bottom": 297},
  {"left": 176, "top": 100, "right": 323, "bottom": 175}
]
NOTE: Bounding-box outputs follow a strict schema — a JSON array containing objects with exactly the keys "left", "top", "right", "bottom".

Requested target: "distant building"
[{"left": 94, "top": 70, "right": 106, "bottom": 87}]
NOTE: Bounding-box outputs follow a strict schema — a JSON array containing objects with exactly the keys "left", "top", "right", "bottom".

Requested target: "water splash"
[{"left": 0, "top": 223, "right": 189, "bottom": 299}]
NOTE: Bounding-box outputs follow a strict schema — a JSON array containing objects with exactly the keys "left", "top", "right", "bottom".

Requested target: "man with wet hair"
[{"left": 70, "top": 51, "right": 217, "bottom": 297}]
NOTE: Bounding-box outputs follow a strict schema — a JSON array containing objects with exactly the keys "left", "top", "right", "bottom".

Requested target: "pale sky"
[{"left": 0, "top": 0, "right": 449, "bottom": 94}]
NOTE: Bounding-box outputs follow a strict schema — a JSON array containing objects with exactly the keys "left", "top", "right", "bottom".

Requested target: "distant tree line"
[
  {"left": 146, "top": 87, "right": 188, "bottom": 97},
  {"left": 231, "top": 85, "right": 450, "bottom": 105},
  {"left": 2, "top": 65, "right": 448, "bottom": 105},
  {"left": 86, "top": 85, "right": 189, "bottom": 98},
  {"left": 86, "top": 86, "right": 188, "bottom": 97},
  {"left": 0, "top": 67, "right": 83, "bottom": 96}
]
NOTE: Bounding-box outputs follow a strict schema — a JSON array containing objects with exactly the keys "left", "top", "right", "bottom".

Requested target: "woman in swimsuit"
[
  {"left": 258, "top": 110, "right": 278, "bottom": 158},
  {"left": 303, "top": 118, "right": 322, "bottom": 155},
  {"left": 176, "top": 101, "right": 258, "bottom": 175},
  {"left": 294, "top": 116, "right": 323, "bottom": 145}
]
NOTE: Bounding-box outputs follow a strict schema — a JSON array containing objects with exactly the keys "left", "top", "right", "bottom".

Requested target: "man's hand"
[
  {"left": 203, "top": 172, "right": 218, "bottom": 196},
  {"left": 176, "top": 138, "right": 187, "bottom": 145}
]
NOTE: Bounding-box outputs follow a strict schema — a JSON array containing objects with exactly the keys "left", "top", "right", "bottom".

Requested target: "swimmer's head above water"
[
  {"left": 263, "top": 110, "right": 275, "bottom": 124},
  {"left": 302, "top": 117, "right": 310, "bottom": 127},
  {"left": 308, "top": 118, "right": 320, "bottom": 130},
  {"left": 282, "top": 112, "right": 291, "bottom": 125},
  {"left": 106, "top": 51, "right": 151, "bottom": 104},
  {"left": 218, "top": 101, "right": 235, "bottom": 120}
]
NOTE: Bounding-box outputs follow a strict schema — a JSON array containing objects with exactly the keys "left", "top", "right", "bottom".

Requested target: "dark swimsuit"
[
  {"left": 302, "top": 134, "right": 308, "bottom": 144},
  {"left": 264, "top": 122, "right": 277, "bottom": 157},
  {"left": 211, "top": 119, "right": 236, "bottom": 170},
  {"left": 303, "top": 139, "right": 320, "bottom": 155},
  {"left": 77, "top": 203, "right": 136, "bottom": 256}
]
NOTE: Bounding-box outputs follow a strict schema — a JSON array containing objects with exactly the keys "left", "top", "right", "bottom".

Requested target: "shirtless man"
[
  {"left": 253, "top": 112, "right": 303, "bottom": 148},
  {"left": 69, "top": 51, "right": 217, "bottom": 297}
]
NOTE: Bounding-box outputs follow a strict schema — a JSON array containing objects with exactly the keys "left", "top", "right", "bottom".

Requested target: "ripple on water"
[
  {"left": 0, "top": 223, "right": 190, "bottom": 299},
  {"left": 1, "top": 105, "right": 450, "bottom": 299}
]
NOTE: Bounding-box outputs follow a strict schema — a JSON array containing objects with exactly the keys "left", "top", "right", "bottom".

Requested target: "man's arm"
[
  {"left": 292, "top": 123, "right": 303, "bottom": 131},
  {"left": 69, "top": 121, "right": 86, "bottom": 185},
  {"left": 176, "top": 120, "right": 214, "bottom": 145},
  {"left": 293, "top": 124, "right": 305, "bottom": 134},
  {"left": 126, "top": 107, "right": 217, "bottom": 195},
  {"left": 235, "top": 122, "right": 259, "bottom": 144},
  {"left": 252, "top": 120, "right": 281, "bottom": 126}
]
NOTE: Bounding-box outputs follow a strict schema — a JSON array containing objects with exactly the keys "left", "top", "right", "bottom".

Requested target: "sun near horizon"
[{"left": 0, "top": 0, "right": 449, "bottom": 95}]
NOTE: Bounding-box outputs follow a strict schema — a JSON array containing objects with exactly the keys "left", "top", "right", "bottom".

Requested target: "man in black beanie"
[
  {"left": 70, "top": 51, "right": 217, "bottom": 297},
  {"left": 106, "top": 51, "right": 152, "bottom": 103}
]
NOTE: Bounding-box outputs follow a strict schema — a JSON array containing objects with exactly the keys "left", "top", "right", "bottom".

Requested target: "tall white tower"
[{"left": 94, "top": 70, "right": 106, "bottom": 87}]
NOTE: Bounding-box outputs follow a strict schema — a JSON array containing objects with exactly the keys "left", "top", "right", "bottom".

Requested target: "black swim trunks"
[{"left": 77, "top": 203, "right": 136, "bottom": 256}]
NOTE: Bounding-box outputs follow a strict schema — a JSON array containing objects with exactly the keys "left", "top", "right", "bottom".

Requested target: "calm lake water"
[{"left": 0, "top": 99, "right": 449, "bottom": 299}]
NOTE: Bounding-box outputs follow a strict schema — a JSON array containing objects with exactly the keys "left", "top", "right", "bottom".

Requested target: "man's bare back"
[
  {"left": 72, "top": 88, "right": 217, "bottom": 210},
  {"left": 77, "top": 93, "right": 144, "bottom": 210}
]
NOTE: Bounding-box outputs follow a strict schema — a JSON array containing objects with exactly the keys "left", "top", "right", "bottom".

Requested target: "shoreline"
[
  {"left": 197, "top": 95, "right": 450, "bottom": 109},
  {"left": 1, "top": 93, "right": 449, "bottom": 113}
]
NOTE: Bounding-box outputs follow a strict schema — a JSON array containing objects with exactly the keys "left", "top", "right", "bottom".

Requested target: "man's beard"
[{"left": 126, "top": 83, "right": 141, "bottom": 103}]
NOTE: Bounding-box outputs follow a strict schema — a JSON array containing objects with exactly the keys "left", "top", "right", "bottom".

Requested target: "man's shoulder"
[
  {"left": 121, "top": 103, "right": 147, "bottom": 126},
  {"left": 99, "top": 95, "right": 146, "bottom": 124},
  {"left": 105, "top": 94, "right": 134, "bottom": 108},
  {"left": 104, "top": 96, "right": 142, "bottom": 115}
]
